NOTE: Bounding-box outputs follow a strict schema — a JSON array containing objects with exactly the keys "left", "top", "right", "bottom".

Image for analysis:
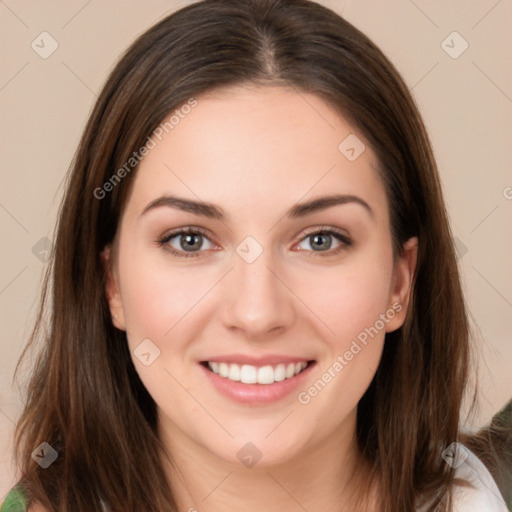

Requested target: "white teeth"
[
  {"left": 274, "top": 364, "right": 286, "bottom": 382},
  {"left": 257, "top": 365, "right": 274, "bottom": 385},
  {"left": 218, "top": 362, "right": 229, "bottom": 378},
  {"left": 228, "top": 363, "right": 241, "bottom": 381},
  {"left": 206, "top": 361, "right": 309, "bottom": 385},
  {"left": 240, "top": 364, "right": 257, "bottom": 384}
]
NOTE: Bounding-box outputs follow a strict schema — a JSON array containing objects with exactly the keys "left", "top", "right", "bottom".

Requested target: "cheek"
[
  {"left": 115, "top": 243, "right": 210, "bottom": 408},
  {"left": 294, "top": 252, "right": 394, "bottom": 422},
  {"left": 117, "top": 242, "right": 213, "bottom": 345},
  {"left": 302, "top": 248, "right": 394, "bottom": 344}
]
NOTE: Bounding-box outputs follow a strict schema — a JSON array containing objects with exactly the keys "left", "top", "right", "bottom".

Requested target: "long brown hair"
[{"left": 12, "top": 0, "right": 476, "bottom": 510}]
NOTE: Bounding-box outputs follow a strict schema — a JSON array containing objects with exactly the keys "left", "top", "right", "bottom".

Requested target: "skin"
[{"left": 103, "top": 85, "right": 418, "bottom": 512}]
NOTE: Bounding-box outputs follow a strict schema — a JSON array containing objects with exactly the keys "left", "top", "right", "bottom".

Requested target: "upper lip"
[{"left": 200, "top": 354, "right": 315, "bottom": 367}]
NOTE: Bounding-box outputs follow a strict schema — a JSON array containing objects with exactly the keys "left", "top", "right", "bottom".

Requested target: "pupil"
[
  {"left": 181, "top": 234, "right": 201, "bottom": 251},
  {"left": 312, "top": 233, "right": 331, "bottom": 250}
]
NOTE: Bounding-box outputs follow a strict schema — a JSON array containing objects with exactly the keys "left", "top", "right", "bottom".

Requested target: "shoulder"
[
  {"left": 0, "top": 485, "right": 49, "bottom": 512},
  {"left": 1, "top": 485, "right": 27, "bottom": 512},
  {"left": 450, "top": 444, "right": 508, "bottom": 512}
]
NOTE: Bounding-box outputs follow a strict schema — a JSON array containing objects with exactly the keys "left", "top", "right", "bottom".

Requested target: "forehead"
[{"left": 124, "top": 85, "right": 388, "bottom": 224}]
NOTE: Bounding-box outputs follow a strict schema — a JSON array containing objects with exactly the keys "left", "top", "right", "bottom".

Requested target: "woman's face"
[{"left": 105, "top": 85, "right": 417, "bottom": 467}]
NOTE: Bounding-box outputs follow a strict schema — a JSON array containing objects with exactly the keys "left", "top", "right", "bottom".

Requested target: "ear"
[
  {"left": 385, "top": 236, "right": 418, "bottom": 333},
  {"left": 101, "top": 245, "right": 126, "bottom": 331}
]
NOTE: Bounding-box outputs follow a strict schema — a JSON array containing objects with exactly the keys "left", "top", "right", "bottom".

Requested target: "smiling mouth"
[{"left": 200, "top": 360, "right": 316, "bottom": 385}]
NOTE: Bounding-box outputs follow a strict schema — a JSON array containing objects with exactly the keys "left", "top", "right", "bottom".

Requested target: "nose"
[{"left": 220, "top": 242, "right": 296, "bottom": 340}]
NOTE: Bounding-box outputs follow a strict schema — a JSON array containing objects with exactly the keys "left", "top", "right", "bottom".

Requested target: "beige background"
[{"left": 1, "top": 0, "right": 511, "bottom": 498}]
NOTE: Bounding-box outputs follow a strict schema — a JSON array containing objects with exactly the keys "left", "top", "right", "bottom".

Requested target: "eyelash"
[{"left": 156, "top": 226, "right": 352, "bottom": 259}]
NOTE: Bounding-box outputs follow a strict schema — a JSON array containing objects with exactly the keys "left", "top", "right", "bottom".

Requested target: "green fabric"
[{"left": 0, "top": 485, "right": 27, "bottom": 512}]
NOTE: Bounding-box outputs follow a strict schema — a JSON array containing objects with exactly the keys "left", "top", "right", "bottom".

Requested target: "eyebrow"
[{"left": 140, "top": 193, "right": 373, "bottom": 220}]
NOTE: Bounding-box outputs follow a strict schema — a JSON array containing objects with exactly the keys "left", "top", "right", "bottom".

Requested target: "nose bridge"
[{"left": 220, "top": 235, "right": 295, "bottom": 337}]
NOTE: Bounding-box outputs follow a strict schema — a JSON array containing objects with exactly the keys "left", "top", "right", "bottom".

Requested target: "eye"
[
  {"left": 157, "top": 227, "right": 217, "bottom": 258},
  {"left": 157, "top": 225, "right": 352, "bottom": 259},
  {"left": 294, "top": 227, "right": 352, "bottom": 257}
]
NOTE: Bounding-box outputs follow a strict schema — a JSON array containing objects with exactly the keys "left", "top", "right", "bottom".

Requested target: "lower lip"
[{"left": 199, "top": 361, "right": 316, "bottom": 404}]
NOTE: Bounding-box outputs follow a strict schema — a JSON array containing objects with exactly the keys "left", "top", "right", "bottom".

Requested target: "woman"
[{"left": 2, "top": 0, "right": 508, "bottom": 510}]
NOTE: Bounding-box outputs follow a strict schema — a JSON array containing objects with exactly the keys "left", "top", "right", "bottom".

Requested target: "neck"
[{"left": 158, "top": 409, "right": 377, "bottom": 512}]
